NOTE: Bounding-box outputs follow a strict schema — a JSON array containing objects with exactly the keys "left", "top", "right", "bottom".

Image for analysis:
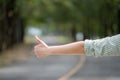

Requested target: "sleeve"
[{"left": 84, "top": 34, "right": 120, "bottom": 57}]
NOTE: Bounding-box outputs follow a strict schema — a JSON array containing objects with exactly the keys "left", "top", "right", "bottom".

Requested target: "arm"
[
  {"left": 34, "top": 36, "right": 85, "bottom": 58},
  {"left": 49, "top": 41, "right": 85, "bottom": 55},
  {"left": 34, "top": 34, "right": 120, "bottom": 58}
]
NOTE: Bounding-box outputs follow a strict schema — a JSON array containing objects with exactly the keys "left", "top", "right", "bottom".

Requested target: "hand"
[{"left": 34, "top": 36, "right": 49, "bottom": 58}]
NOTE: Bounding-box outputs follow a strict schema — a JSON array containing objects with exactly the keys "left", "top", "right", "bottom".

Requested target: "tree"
[
  {"left": 0, "top": 0, "right": 25, "bottom": 51},
  {"left": 18, "top": 0, "right": 120, "bottom": 40}
]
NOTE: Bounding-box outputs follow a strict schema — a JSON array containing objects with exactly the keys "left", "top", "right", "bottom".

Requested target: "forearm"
[{"left": 48, "top": 41, "right": 85, "bottom": 55}]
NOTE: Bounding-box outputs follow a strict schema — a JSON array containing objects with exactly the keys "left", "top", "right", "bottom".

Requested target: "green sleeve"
[{"left": 84, "top": 34, "right": 120, "bottom": 57}]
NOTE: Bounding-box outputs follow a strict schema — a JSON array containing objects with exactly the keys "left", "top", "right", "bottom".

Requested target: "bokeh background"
[{"left": 0, "top": 0, "right": 120, "bottom": 80}]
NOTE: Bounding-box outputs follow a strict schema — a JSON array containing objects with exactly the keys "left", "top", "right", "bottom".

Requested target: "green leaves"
[{"left": 17, "top": 0, "right": 120, "bottom": 37}]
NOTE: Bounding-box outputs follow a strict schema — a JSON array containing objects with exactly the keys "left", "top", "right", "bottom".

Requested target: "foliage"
[{"left": 17, "top": 0, "right": 120, "bottom": 38}]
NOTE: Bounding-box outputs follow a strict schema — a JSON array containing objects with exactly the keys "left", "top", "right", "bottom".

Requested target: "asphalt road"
[
  {"left": 0, "top": 55, "right": 80, "bottom": 80},
  {"left": 0, "top": 43, "right": 120, "bottom": 80},
  {"left": 72, "top": 56, "right": 120, "bottom": 80},
  {"left": 0, "top": 44, "right": 80, "bottom": 80}
]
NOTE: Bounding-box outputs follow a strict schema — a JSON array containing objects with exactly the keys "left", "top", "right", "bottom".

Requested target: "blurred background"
[{"left": 0, "top": 0, "right": 120, "bottom": 80}]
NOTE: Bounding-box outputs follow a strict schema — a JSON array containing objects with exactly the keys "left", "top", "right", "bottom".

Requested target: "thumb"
[
  {"left": 35, "top": 36, "right": 43, "bottom": 44},
  {"left": 35, "top": 36, "right": 48, "bottom": 47}
]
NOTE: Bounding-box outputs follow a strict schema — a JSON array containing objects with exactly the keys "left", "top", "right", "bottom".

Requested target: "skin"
[{"left": 34, "top": 36, "right": 85, "bottom": 58}]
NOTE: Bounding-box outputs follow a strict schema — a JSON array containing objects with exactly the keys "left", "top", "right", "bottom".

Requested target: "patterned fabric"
[{"left": 84, "top": 34, "right": 120, "bottom": 57}]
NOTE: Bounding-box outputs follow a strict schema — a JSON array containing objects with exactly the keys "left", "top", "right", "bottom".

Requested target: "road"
[
  {"left": 71, "top": 56, "right": 120, "bottom": 80},
  {"left": 0, "top": 43, "right": 80, "bottom": 80},
  {"left": 0, "top": 42, "right": 120, "bottom": 80}
]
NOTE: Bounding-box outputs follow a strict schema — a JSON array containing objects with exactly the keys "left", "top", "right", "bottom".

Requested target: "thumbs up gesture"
[{"left": 34, "top": 36, "right": 49, "bottom": 58}]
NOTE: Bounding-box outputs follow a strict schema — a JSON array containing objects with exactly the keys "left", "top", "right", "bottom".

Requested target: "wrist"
[
  {"left": 48, "top": 46, "right": 59, "bottom": 55},
  {"left": 48, "top": 46, "right": 54, "bottom": 55}
]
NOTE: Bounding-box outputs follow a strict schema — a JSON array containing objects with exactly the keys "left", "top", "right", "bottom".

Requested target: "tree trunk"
[
  {"left": 6, "top": 0, "right": 16, "bottom": 46},
  {"left": 71, "top": 23, "right": 77, "bottom": 41},
  {"left": 0, "top": 0, "right": 25, "bottom": 52},
  {"left": 15, "top": 18, "right": 24, "bottom": 43},
  {"left": 118, "top": 9, "right": 120, "bottom": 34}
]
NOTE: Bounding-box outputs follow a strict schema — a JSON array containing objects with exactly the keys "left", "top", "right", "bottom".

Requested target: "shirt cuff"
[{"left": 84, "top": 40, "right": 95, "bottom": 56}]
